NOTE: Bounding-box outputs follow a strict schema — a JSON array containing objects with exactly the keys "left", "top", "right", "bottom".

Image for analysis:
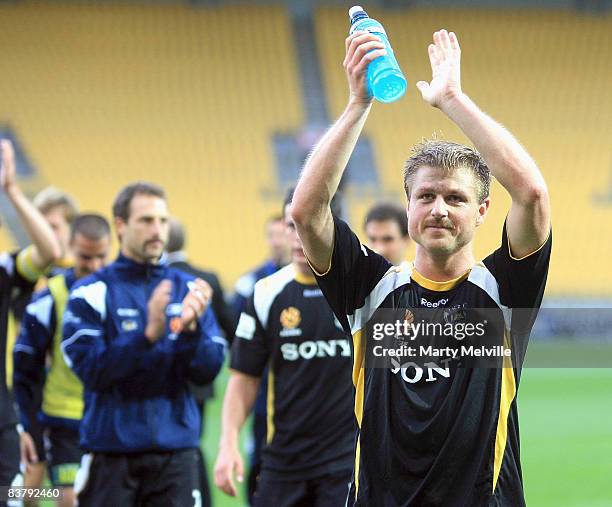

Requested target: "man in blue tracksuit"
[{"left": 62, "top": 182, "right": 226, "bottom": 507}]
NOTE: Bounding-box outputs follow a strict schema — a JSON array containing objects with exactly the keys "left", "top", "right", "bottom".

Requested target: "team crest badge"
[
  {"left": 395, "top": 309, "right": 415, "bottom": 342},
  {"left": 121, "top": 320, "right": 138, "bottom": 332},
  {"left": 404, "top": 310, "right": 414, "bottom": 326},
  {"left": 170, "top": 316, "right": 183, "bottom": 334},
  {"left": 280, "top": 307, "right": 301, "bottom": 329}
]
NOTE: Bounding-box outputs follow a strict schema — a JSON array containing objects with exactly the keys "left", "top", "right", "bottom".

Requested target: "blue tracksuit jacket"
[{"left": 62, "top": 253, "right": 225, "bottom": 453}]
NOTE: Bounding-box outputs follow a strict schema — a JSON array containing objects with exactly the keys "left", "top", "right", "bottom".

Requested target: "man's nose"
[
  {"left": 84, "top": 259, "right": 98, "bottom": 274},
  {"left": 430, "top": 196, "right": 448, "bottom": 218},
  {"left": 151, "top": 219, "right": 164, "bottom": 236}
]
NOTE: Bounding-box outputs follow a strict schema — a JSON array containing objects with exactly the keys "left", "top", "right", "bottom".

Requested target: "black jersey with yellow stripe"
[
  {"left": 231, "top": 263, "right": 354, "bottom": 481},
  {"left": 314, "top": 216, "right": 551, "bottom": 507}
]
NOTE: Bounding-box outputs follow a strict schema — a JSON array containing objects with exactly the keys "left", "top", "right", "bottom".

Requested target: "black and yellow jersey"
[
  {"left": 231, "top": 263, "right": 354, "bottom": 481},
  {"left": 313, "top": 217, "right": 552, "bottom": 507}
]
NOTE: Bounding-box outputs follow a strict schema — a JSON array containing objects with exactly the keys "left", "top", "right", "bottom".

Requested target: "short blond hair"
[
  {"left": 33, "top": 186, "right": 79, "bottom": 223},
  {"left": 403, "top": 140, "right": 491, "bottom": 204}
]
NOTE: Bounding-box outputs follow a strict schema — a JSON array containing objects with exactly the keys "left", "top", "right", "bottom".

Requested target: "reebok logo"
[{"left": 420, "top": 297, "right": 448, "bottom": 308}]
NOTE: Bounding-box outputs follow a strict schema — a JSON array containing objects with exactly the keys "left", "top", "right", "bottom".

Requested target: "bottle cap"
[{"left": 349, "top": 6, "right": 365, "bottom": 19}]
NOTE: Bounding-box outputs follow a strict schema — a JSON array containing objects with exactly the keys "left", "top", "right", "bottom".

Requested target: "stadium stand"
[{"left": 0, "top": 2, "right": 303, "bottom": 286}]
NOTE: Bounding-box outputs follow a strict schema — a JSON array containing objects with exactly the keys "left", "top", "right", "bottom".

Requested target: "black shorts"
[
  {"left": 253, "top": 470, "right": 352, "bottom": 507},
  {"left": 42, "top": 426, "right": 83, "bottom": 487},
  {"left": 0, "top": 425, "right": 22, "bottom": 507},
  {"left": 75, "top": 448, "right": 199, "bottom": 507}
]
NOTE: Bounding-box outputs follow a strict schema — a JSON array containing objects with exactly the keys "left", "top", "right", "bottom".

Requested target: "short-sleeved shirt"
[
  {"left": 1, "top": 249, "right": 40, "bottom": 428},
  {"left": 231, "top": 263, "right": 354, "bottom": 480},
  {"left": 314, "top": 216, "right": 552, "bottom": 506}
]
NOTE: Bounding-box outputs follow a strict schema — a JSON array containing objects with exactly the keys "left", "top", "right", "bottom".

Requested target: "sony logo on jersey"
[
  {"left": 280, "top": 339, "right": 351, "bottom": 361},
  {"left": 420, "top": 297, "right": 448, "bottom": 308}
]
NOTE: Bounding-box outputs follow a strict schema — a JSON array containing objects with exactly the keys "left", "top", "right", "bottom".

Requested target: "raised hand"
[
  {"left": 145, "top": 280, "right": 173, "bottom": 343},
  {"left": 416, "top": 30, "right": 463, "bottom": 110},
  {"left": 0, "top": 139, "right": 18, "bottom": 193},
  {"left": 344, "top": 31, "right": 387, "bottom": 104}
]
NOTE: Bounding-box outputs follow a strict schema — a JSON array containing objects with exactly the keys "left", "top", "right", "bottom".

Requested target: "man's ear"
[
  {"left": 114, "top": 216, "right": 126, "bottom": 240},
  {"left": 475, "top": 197, "right": 490, "bottom": 227}
]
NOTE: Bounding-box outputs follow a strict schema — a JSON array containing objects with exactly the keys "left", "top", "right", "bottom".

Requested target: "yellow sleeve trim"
[
  {"left": 506, "top": 227, "right": 551, "bottom": 261},
  {"left": 16, "top": 245, "right": 46, "bottom": 283},
  {"left": 56, "top": 256, "right": 74, "bottom": 269},
  {"left": 266, "top": 370, "right": 275, "bottom": 444}
]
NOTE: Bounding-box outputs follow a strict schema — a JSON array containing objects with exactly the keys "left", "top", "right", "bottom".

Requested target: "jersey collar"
[
  {"left": 293, "top": 265, "right": 317, "bottom": 286},
  {"left": 115, "top": 252, "right": 167, "bottom": 278},
  {"left": 410, "top": 265, "right": 471, "bottom": 292}
]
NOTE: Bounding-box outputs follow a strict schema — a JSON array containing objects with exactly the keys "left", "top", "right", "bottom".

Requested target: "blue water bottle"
[{"left": 349, "top": 5, "right": 407, "bottom": 103}]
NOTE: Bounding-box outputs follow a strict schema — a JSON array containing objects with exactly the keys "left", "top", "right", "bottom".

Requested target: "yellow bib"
[{"left": 42, "top": 275, "right": 83, "bottom": 421}]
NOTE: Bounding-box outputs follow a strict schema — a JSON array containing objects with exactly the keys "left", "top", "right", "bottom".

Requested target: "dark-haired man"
[
  {"left": 215, "top": 189, "right": 354, "bottom": 507},
  {"left": 364, "top": 201, "right": 411, "bottom": 267},
  {"left": 292, "top": 30, "right": 551, "bottom": 506},
  {"left": 62, "top": 182, "right": 226, "bottom": 507},
  {"left": 14, "top": 214, "right": 111, "bottom": 507}
]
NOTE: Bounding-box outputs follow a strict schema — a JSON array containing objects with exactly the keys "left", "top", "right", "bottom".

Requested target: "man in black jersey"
[
  {"left": 214, "top": 190, "right": 354, "bottom": 507},
  {"left": 291, "top": 30, "right": 551, "bottom": 506},
  {"left": 0, "top": 139, "right": 62, "bottom": 505}
]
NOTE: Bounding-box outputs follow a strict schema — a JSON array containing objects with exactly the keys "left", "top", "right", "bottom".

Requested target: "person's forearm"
[
  {"left": 441, "top": 92, "right": 547, "bottom": 204},
  {"left": 13, "top": 374, "right": 43, "bottom": 436},
  {"left": 63, "top": 330, "right": 162, "bottom": 391},
  {"left": 7, "top": 185, "right": 61, "bottom": 266},
  {"left": 292, "top": 99, "right": 372, "bottom": 226},
  {"left": 219, "top": 374, "right": 259, "bottom": 449}
]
